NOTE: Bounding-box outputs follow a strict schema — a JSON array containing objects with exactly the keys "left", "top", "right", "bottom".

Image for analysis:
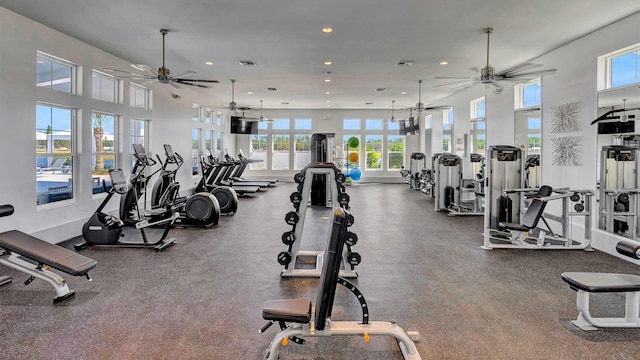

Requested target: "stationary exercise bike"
[
  {"left": 75, "top": 168, "right": 177, "bottom": 252},
  {"left": 150, "top": 144, "right": 223, "bottom": 227}
]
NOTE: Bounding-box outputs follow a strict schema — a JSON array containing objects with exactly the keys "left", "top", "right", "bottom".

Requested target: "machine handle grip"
[
  {"left": 0, "top": 204, "right": 15, "bottom": 218},
  {"left": 617, "top": 241, "right": 640, "bottom": 259}
]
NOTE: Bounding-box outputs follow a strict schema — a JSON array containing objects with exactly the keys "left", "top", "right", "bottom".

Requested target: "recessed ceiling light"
[
  {"left": 324, "top": 79, "right": 331, "bottom": 83},
  {"left": 322, "top": 27, "right": 333, "bottom": 33},
  {"left": 326, "top": 104, "right": 331, "bottom": 107},
  {"left": 401, "top": 91, "right": 407, "bottom": 95},
  {"left": 326, "top": 100, "right": 331, "bottom": 103},
  {"left": 325, "top": 91, "right": 331, "bottom": 95},
  {"left": 396, "top": 60, "right": 414, "bottom": 66},
  {"left": 205, "top": 61, "right": 214, "bottom": 65},
  {"left": 247, "top": 91, "right": 253, "bottom": 95},
  {"left": 238, "top": 60, "right": 257, "bottom": 66},
  {"left": 324, "top": 61, "right": 332, "bottom": 65},
  {"left": 440, "top": 61, "right": 448, "bottom": 65}
]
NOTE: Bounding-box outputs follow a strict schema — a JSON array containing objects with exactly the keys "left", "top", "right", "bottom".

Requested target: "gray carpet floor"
[{"left": 1, "top": 183, "right": 640, "bottom": 359}]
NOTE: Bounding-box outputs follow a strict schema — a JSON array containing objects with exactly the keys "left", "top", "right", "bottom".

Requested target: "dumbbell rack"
[{"left": 279, "top": 163, "right": 359, "bottom": 278}]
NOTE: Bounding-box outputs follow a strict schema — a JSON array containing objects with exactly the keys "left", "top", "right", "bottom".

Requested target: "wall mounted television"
[{"left": 230, "top": 116, "right": 259, "bottom": 134}]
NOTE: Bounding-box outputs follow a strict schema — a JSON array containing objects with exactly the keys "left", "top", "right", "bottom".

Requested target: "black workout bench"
[
  {"left": 259, "top": 207, "right": 422, "bottom": 359},
  {"left": 0, "top": 205, "right": 97, "bottom": 303},
  {"left": 562, "top": 241, "right": 640, "bottom": 330}
]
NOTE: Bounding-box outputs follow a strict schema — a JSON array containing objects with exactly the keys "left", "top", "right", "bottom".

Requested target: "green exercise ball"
[{"left": 347, "top": 137, "right": 359, "bottom": 149}]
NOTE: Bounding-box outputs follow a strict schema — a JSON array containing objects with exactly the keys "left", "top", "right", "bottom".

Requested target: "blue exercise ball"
[{"left": 350, "top": 168, "right": 362, "bottom": 181}]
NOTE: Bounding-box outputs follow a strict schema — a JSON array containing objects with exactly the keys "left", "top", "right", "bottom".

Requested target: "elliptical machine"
[
  {"left": 150, "top": 144, "right": 224, "bottom": 226},
  {"left": 76, "top": 168, "right": 177, "bottom": 252}
]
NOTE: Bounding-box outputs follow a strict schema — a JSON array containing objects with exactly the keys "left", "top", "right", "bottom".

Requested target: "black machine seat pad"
[
  {"left": 561, "top": 272, "right": 640, "bottom": 293},
  {"left": 263, "top": 298, "right": 312, "bottom": 323},
  {"left": 499, "top": 222, "right": 529, "bottom": 231},
  {"left": 0, "top": 230, "right": 97, "bottom": 276}
]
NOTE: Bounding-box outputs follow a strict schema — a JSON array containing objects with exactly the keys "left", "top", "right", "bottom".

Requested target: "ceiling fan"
[
  {"left": 410, "top": 80, "right": 451, "bottom": 112},
  {"left": 591, "top": 99, "right": 640, "bottom": 124},
  {"left": 101, "top": 29, "right": 219, "bottom": 89},
  {"left": 214, "top": 79, "right": 254, "bottom": 111},
  {"left": 433, "top": 27, "right": 556, "bottom": 94}
]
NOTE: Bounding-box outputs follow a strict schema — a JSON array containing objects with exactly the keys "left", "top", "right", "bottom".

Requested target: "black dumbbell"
[
  {"left": 574, "top": 203, "right": 585, "bottom": 212},
  {"left": 297, "top": 184, "right": 303, "bottom": 193},
  {"left": 282, "top": 231, "right": 295, "bottom": 246},
  {"left": 347, "top": 251, "right": 361, "bottom": 266},
  {"left": 345, "top": 231, "right": 358, "bottom": 246},
  {"left": 285, "top": 211, "right": 300, "bottom": 225},
  {"left": 345, "top": 213, "right": 355, "bottom": 227},
  {"left": 294, "top": 172, "right": 305, "bottom": 184},
  {"left": 290, "top": 192, "right": 302, "bottom": 204},
  {"left": 335, "top": 173, "right": 346, "bottom": 184},
  {"left": 277, "top": 251, "right": 292, "bottom": 266},
  {"left": 618, "top": 193, "right": 630, "bottom": 204},
  {"left": 338, "top": 193, "right": 350, "bottom": 206}
]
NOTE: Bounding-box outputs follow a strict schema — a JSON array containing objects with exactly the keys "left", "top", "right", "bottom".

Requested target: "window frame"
[
  {"left": 92, "top": 69, "right": 120, "bottom": 103},
  {"left": 36, "top": 51, "right": 77, "bottom": 94}
]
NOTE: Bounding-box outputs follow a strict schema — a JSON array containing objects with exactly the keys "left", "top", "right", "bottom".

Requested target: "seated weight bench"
[
  {"left": 260, "top": 207, "right": 422, "bottom": 360},
  {"left": 561, "top": 241, "right": 640, "bottom": 330},
  {"left": 499, "top": 185, "right": 553, "bottom": 246},
  {"left": 0, "top": 205, "right": 97, "bottom": 303}
]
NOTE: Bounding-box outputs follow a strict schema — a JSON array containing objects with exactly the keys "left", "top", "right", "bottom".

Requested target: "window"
[
  {"left": 609, "top": 47, "right": 640, "bottom": 88},
  {"left": 471, "top": 97, "right": 486, "bottom": 118},
  {"left": 443, "top": 108, "right": 453, "bottom": 153},
  {"left": 36, "top": 52, "right": 75, "bottom": 93},
  {"left": 424, "top": 115, "right": 433, "bottom": 129},
  {"left": 215, "top": 112, "right": 222, "bottom": 126},
  {"left": 216, "top": 132, "right": 223, "bottom": 153},
  {"left": 130, "top": 119, "right": 147, "bottom": 170},
  {"left": 527, "top": 117, "right": 541, "bottom": 154},
  {"left": 388, "top": 119, "right": 400, "bottom": 131},
  {"left": 204, "top": 108, "right": 213, "bottom": 124},
  {"left": 515, "top": 79, "right": 541, "bottom": 109},
  {"left": 294, "top": 135, "right": 311, "bottom": 170},
  {"left": 443, "top": 135, "right": 451, "bottom": 152},
  {"left": 387, "top": 135, "right": 405, "bottom": 170},
  {"left": 365, "top": 135, "right": 382, "bottom": 170},
  {"left": 205, "top": 130, "right": 213, "bottom": 151},
  {"left": 258, "top": 120, "right": 269, "bottom": 130},
  {"left": 250, "top": 135, "right": 267, "bottom": 170},
  {"left": 192, "top": 129, "right": 201, "bottom": 175},
  {"left": 471, "top": 121, "right": 486, "bottom": 154},
  {"left": 272, "top": 134, "right": 290, "bottom": 170},
  {"left": 272, "top": 118, "right": 290, "bottom": 130},
  {"left": 130, "top": 83, "right": 150, "bottom": 109},
  {"left": 192, "top": 105, "right": 201, "bottom": 122},
  {"left": 295, "top": 118, "right": 312, "bottom": 130},
  {"left": 365, "top": 118, "right": 383, "bottom": 130},
  {"left": 91, "top": 113, "right": 117, "bottom": 194},
  {"left": 92, "top": 70, "right": 118, "bottom": 103},
  {"left": 343, "top": 118, "right": 361, "bottom": 130},
  {"left": 36, "top": 104, "right": 74, "bottom": 205}
]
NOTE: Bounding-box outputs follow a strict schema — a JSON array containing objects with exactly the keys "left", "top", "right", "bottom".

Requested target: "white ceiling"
[{"left": 2, "top": 1, "right": 640, "bottom": 111}]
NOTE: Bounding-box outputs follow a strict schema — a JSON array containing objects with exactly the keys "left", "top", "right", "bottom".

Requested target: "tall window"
[
  {"left": 36, "top": 104, "right": 74, "bottom": 205},
  {"left": 470, "top": 97, "right": 486, "bottom": 154},
  {"left": 130, "top": 83, "right": 150, "bottom": 109},
  {"left": 130, "top": 119, "right": 147, "bottom": 170},
  {"left": 192, "top": 105, "right": 201, "bottom": 122},
  {"left": 515, "top": 79, "right": 541, "bottom": 108},
  {"left": 36, "top": 52, "right": 75, "bottom": 93},
  {"left": 192, "top": 129, "right": 201, "bottom": 175},
  {"left": 365, "top": 135, "right": 382, "bottom": 170},
  {"left": 443, "top": 109, "right": 453, "bottom": 153},
  {"left": 91, "top": 113, "right": 117, "bottom": 194},
  {"left": 294, "top": 134, "right": 311, "bottom": 170},
  {"left": 608, "top": 46, "right": 640, "bottom": 88},
  {"left": 92, "top": 70, "right": 118, "bottom": 103},
  {"left": 216, "top": 132, "right": 223, "bottom": 154},
  {"left": 205, "top": 131, "right": 213, "bottom": 152},
  {"left": 527, "top": 117, "right": 541, "bottom": 154},
  {"left": 272, "top": 134, "right": 290, "bottom": 170},
  {"left": 250, "top": 135, "right": 267, "bottom": 170},
  {"left": 215, "top": 112, "right": 222, "bottom": 126},
  {"left": 204, "top": 108, "right": 213, "bottom": 124},
  {"left": 387, "top": 135, "right": 405, "bottom": 170}
]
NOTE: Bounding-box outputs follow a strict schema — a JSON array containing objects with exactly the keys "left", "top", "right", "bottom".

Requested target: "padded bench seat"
[
  {"left": 562, "top": 272, "right": 640, "bottom": 293},
  {"left": 0, "top": 230, "right": 96, "bottom": 276},
  {"left": 263, "top": 298, "right": 312, "bottom": 324}
]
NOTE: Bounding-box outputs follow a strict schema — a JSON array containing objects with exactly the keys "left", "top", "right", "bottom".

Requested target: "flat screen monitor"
[{"left": 230, "top": 116, "right": 259, "bottom": 134}]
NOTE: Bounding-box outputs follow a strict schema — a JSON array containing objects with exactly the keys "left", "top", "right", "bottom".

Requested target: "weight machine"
[
  {"left": 433, "top": 154, "right": 461, "bottom": 211},
  {"left": 448, "top": 153, "right": 484, "bottom": 216}
]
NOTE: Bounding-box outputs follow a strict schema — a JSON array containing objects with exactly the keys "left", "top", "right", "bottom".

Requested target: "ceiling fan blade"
[
  {"left": 502, "top": 68, "right": 557, "bottom": 78},
  {"left": 131, "top": 64, "right": 156, "bottom": 76},
  {"left": 434, "top": 75, "right": 476, "bottom": 80},
  {"left": 433, "top": 80, "right": 476, "bottom": 88},
  {"left": 177, "top": 82, "right": 212, "bottom": 88},
  {"left": 176, "top": 78, "right": 219, "bottom": 83},
  {"left": 499, "top": 63, "right": 542, "bottom": 76},
  {"left": 167, "top": 82, "right": 182, "bottom": 90},
  {"left": 99, "top": 67, "right": 154, "bottom": 79},
  {"left": 171, "top": 70, "right": 197, "bottom": 79}
]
